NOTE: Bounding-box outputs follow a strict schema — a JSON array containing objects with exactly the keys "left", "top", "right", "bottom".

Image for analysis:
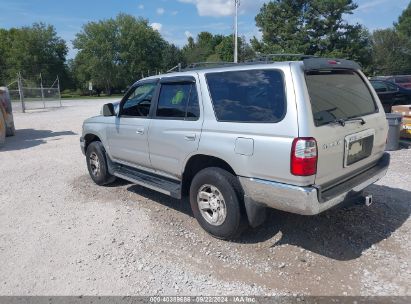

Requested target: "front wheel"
[
  {"left": 189, "top": 167, "right": 247, "bottom": 239},
  {"left": 86, "top": 141, "right": 116, "bottom": 185}
]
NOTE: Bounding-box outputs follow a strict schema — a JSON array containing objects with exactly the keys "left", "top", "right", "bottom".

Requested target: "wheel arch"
[
  {"left": 181, "top": 154, "right": 237, "bottom": 196},
  {"left": 84, "top": 133, "right": 102, "bottom": 152}
]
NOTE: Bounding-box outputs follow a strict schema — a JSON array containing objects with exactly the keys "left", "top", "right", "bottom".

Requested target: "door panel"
[
  {"left": 149, "top": 120, "right": 202, "bottom": 178},
  {"left": 148, "top": 78, "right": 202, "bottom": 178},
  {"left": 106, "top": 81, "right": 158, "bottom": 169},
  {"left": 107, "top": 117, "right": 151, "bottom": 167}
]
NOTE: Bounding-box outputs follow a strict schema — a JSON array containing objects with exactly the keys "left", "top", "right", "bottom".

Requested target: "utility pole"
[{"left": 234, "top": 0, "right": 240, "bottom": 63}]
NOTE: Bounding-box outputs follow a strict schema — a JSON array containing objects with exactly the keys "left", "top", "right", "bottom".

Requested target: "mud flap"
[
  {"left": 244, "top": 197, "right": 267, "bottom": 228},
  {"left": 105, "top": 152, "right": 115, "bottom": 175}
]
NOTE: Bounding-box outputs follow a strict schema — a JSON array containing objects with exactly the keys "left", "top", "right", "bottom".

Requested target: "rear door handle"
[
  {"left": 184, "top": 134, "right": 196, "bottom": 141},
  {"left": 136, "top": 128, "right": 145, "bottom": 135}
]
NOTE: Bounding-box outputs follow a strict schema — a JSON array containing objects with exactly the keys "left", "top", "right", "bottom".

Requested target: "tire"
[
  {"left": 0, "top": 110, "right": 6, "bottom": 147},
  {"left": 6, "top": 118, "right": 15, "bottom": 137},
  {"left": 86, "top": 141, "right": 116, "bottom": 186},
  {"left": 189, "top": 167, "right": 247, "bottom": 239}
]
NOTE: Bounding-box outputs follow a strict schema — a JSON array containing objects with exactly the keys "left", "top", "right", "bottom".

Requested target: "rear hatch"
[{"left": 303, "top": 59, "right": 387, "bottom": 188}]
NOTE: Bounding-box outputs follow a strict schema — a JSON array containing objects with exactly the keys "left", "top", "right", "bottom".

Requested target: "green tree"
[
  {"left": 162, "top": 44, "right": 185, "bottom": 71},
  {"left": 396, "top": 2, "right": 411, "bottom": 38},
  {"left": 73, "top": 14, "right": 169, "bottom": 94},
  {"left": 371, "top": 29, "right": 411, "bottom": 75},
  {"left": 215, "top": 35, "right": 255, "bottom": 62},
  {"left": 253, "top": 0, "right": 372, "bottom": 68},
  {"left": 369, "top": 3, "right": 411, "bottom": 76},
  {"left": 182, "top": 32, "right": 254, "bottom": 64},
  {"left": 0, "top": 23, "right": 67, "bottom": 87}
]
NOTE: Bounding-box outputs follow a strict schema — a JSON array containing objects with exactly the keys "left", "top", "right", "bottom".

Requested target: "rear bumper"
[{"left": 239, "top": 153, "right": 390, "bottom": 215}]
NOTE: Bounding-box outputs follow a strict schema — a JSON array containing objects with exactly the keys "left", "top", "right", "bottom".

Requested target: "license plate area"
[{"left": 344, "top": 129, "right": 375, "bottom": 167}]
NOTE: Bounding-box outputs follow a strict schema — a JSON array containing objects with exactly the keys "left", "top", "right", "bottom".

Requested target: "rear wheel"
[
  {"left": 0, "top": 110, "right": 6, "bottom": 147},
  {"left": 189, "top": 167, "right": 247, "bottom": 239},
  {"left": 86, "top": 141, "right": 116, "bottom": 185}
]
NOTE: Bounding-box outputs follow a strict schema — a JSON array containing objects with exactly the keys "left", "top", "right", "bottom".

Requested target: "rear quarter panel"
[{"left": 195, "top": 64, "right": 314, "bottom": 186}]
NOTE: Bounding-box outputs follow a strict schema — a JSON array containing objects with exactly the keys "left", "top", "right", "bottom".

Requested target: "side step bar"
[{"left": 109, "top": 160, "right": 182, "bottom": 199}]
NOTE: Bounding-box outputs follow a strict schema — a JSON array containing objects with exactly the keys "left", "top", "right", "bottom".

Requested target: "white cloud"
[
  {"left": 184, "top": 30, "right": 193, "bottom": 38},
  {"left": 150, "top": 23, "right": 163, "bottom": 32},
  {"left": 138, "top": 4, "right": 144, "bottom": 9},
  {"left": 171, "top": 11, "right": 179, "bottom": 16},
  {"left": 178, "top": 0, "right": 267, "bottom": 17},
  {"left": 156, "top": 7, "right": 165, "bottom": 15}
]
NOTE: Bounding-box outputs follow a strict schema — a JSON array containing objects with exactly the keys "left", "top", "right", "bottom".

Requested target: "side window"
[
  {"left": 156, "top": 83, "right": 200, "bottom": 120},
  {"left": 206, "top": 70, "right": 286, "bottom": 123},
  {"left": 372, "top": 81, "right": 387, "bottom": 92},
  {"left": 121, "top": 83, "right": 157, "bottom": 117},
  {"left": 386, "top": 82, "right": 398, "bottom": 91}
]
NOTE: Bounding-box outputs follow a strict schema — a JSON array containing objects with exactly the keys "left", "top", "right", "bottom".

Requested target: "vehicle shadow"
[
  {"left": 239, "top": 184, "right": 411, "bottom": 261},
  {"left": 0, "top": 128, "right": 77, "bottom": 151},
  {"left": 127, "top": 184, "right": 193, "bottom": 217},
  {"left": 126, "top": 183, "right": 410, "bottom": 261}
]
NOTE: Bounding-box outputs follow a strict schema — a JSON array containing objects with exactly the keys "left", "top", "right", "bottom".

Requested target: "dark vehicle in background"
[
  {"left": 370, "top": 79, "right": 411, "bottom": 112},
  {"left": 389, "top": 75, "right": 411, "bottom": 89},
  {"left": 372, "top": 75, "right": 411, "bottom": 89}
]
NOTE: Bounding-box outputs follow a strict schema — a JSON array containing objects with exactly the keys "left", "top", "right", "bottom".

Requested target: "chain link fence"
[{"left": 6, "top": 73, "right": 62, "bottom": 112}]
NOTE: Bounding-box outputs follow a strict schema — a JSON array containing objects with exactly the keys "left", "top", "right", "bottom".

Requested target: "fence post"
[
  {"left": 17, "top": 72, "right": 25, "bottom": 113},
  {"left": 40, "top": 73, "right": 45, "bottom": 109},
  {"left": 57, "top": 76, "right": 62, "bottom": 107}
]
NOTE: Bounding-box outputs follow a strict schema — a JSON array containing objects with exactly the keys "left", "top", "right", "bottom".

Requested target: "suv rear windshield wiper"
[{"left": 331, "top": 117, "right": 366, "bottom": 127}]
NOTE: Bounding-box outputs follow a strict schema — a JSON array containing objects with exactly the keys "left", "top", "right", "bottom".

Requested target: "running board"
[{"left": 112, "top": 164, "right": 182, "bottom": 199}]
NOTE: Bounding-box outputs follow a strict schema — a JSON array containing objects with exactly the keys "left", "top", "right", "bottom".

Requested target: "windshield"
[{"left": 305, "top": 70, "right": 377, "bottom": 126}]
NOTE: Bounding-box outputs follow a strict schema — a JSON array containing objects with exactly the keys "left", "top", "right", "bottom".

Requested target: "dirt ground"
[{"left": 0, "top": 99, "right": 410, "bottom": 296}]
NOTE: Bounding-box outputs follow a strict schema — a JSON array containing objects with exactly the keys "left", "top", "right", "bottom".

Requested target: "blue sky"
[{"left": 0, "top": 0, "right": 409, "bottom": 59}]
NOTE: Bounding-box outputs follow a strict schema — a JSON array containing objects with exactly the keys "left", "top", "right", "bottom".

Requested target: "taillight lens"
[{"left": 291, "top": 137, "right": 318, "bottom": 176}]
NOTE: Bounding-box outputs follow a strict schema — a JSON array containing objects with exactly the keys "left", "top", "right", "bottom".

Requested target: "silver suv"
[{"left": 81, "top": 58, "right": 390, "bottom": 239}]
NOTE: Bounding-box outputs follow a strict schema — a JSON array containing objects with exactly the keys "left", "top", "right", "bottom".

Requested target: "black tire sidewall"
[
  {"left": 86, "top": 141, "right": 113, "bottom": 185},
  {"left": 6, "top": 119, "right": 15, "bottom": 137},
  {"left": 0, "top": 110, "right": 6, "bottom": 146},
  {"left": 190, "top": 167, "right": 243, "bottom": 239}
]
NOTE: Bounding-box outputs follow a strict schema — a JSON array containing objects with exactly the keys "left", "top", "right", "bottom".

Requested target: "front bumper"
[
  {"left": 239, "top": 153, "right": 390, "bottom": 215},
  {"left": 80, "top": 137, "right": 86, "bottom": 155}
]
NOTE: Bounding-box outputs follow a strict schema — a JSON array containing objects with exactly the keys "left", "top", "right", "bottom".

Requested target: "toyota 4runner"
[{"left": 81, "top": 58, "right": 390, "bottom": 239}]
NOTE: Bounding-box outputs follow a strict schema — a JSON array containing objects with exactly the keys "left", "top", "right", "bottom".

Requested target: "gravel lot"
[{"left": 0, "top": 99, "right": 410, "bottom": 296}]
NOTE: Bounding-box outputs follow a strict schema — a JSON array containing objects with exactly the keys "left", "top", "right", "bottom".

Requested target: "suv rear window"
[
  {"left": 305, "top": 70, "right": 377, "bottom": 126},
  {"left": 206, "top": 70, "right": 286, "bottom": 123}
]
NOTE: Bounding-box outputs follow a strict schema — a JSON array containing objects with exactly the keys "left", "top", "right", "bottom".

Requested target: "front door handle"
[
  {"left": 184, "top": 134, "right": 196, "bottom": 141},
  {"left": 136, "top": 128, "right": 145, "bottom": 135}
]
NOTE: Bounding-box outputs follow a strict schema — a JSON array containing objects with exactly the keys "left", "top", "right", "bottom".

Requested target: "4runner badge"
[{"left": 323, "top": 140, "right": 342, "bottom": 150}]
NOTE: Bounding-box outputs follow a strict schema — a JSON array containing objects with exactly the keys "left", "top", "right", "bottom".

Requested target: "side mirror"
[{"left": 102, "top": 103, "right": 115, "bottom": 116}]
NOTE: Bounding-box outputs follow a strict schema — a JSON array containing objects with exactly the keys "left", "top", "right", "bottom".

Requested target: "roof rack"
[
  {"left": 167, "top": 62, "right": 238, "bottom": 73},
  {"left": 247, "top": 53, "right": 318, "bottom": 63},
  {"left": 184, "top": 61, "right": 238, "bottom": 70},
  {"left": 167, "top": 63, "right": 182, "bottom": 73},
  {"left": 166, "top": 54, "right": 318, "bottom": 73}
]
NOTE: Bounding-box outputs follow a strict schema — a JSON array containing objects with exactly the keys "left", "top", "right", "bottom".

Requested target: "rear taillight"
[{"left": 291, "top": 137, "right": 318, "bottom": 176}]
